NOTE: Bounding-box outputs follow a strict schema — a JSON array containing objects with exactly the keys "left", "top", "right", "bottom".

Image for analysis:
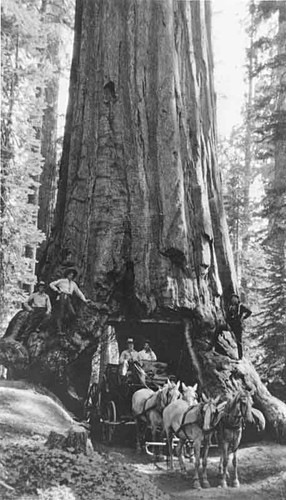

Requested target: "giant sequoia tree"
[{"left": 2, "top": 0, "right": 286, "bottom": 438}]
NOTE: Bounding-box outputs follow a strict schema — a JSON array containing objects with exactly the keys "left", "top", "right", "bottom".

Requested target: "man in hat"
[
  {"left": 49, "top": 268, "right": 90, "bottom": 333},
  {"left": 23, "top": 281, "right": 51, "bottom": 335},
  {"left": 226, "top": 293, "right": 252, "bottom": 359},
  {"left": 119, "top": 338, "right": 139, "bottom": 377},
  {"left": 138, "top": 339, "right": 157, "bottom": 364}
]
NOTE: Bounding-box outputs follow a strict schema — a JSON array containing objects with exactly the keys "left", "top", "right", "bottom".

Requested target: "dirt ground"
[
  {"left": 0, "top": 382, "right": 285, "bottom": 499},
  {"left": 101, "top": 441, "right": 286, "bottom": 500}
]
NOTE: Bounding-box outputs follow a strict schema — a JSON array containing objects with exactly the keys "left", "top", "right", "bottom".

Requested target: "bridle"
[
  {"left": 160, "top": 384, "right": 180, "bottom": 409},
  {"left": 202, "top": 400, "right": 219, "bottom": 433},
  {"left": 224, "top": 393, "right": 252, "bottom": 430}
]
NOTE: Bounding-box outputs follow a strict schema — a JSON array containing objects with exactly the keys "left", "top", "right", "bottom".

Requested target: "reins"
[
  {"left": 140, "top": 385, "right": 178, "bottom": 417},
  {"left": 141, "top": 393, "right": 158, "bottom": 416}
]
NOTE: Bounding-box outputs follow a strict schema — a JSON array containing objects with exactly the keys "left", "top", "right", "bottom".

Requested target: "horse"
[
  {"left": 216, "top": 389, "right": 265, "bottom": 488},
  {"left": 181, "top": 382, "right": 198, "bottom": 406},
  {"left": 132, "top": 379, "right": 181, "bottom": 454},
  {"left": 163, "top": 393, "right": 225, "bottom": 489}
]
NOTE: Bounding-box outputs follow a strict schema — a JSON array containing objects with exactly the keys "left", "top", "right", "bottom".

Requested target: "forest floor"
[
  {"left": 96, "top": 439, "right": 286, "bottom": 500},
  {"left": 0, "top": 382, "right": 285, "bottom": 499}
]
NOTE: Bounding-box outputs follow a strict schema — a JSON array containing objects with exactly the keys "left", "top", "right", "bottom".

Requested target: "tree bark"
[
  {"left": 3, "top": 0, "right": 286, "bottom": 439},
  {"left": 37, "top": 0, "right": 63, "bottom": 264}
]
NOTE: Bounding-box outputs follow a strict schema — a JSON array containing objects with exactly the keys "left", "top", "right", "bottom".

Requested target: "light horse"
[
  {"left": 163, "top": 393, "right": 225, "bottom": 489},
  {"left": 132, "top": 379, "right": 181, "bottom": 453},
  {"left": 216, "top": 389, "right": 265, "bottom": 488},
  {"left": 181, "top": 382, "right": 198, "bottom": 406}
]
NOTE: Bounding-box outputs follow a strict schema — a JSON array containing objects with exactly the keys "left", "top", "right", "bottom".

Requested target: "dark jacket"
[{"left": 227, "top": 303, "right": 252, "bottom": 331}]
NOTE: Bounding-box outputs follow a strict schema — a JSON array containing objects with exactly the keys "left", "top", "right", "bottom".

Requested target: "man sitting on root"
[{"left": 23, "top": 281, "right": 51, "bottom": 336}]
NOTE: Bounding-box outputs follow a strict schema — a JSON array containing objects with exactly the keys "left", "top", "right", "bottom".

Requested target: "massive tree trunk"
[{"left": 3, "top": 0, "right": 286, "bottom": 438}]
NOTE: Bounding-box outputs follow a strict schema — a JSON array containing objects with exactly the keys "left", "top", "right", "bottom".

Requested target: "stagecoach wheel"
[
  {"left": 89, "top": 390, "right": 102, "bottom": 443},
  {"left": 84, "top": 382, "right": 99, "bottom": 421},
  {"left": 101, "top": 400, "right": 117, "bottom": 443}
]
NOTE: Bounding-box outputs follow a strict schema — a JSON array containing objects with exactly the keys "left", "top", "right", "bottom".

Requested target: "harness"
[
  {"left": 175, "top": 404, "right": 203, "bottom": 440},
  {"left": 221, "top": 399, "right": 248, "bottom": 430},
  {"left": 141, "top": 393, "right": 159, "bottom": 416},
  {"left": 139, "top": 386, "right": 173, "bottom": 418}
]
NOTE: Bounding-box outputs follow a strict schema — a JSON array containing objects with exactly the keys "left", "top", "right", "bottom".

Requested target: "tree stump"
[
  {"left": 46, "top": 431, "right": 66, "bottom": 449},
  {"left": 65, "top": 426, "right": 89, "bottom": 454},
  {"left": 46, "top": 426, "right": 92, "bottom": 455}
]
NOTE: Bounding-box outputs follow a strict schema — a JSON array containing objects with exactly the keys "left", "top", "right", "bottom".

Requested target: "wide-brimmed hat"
[
  {"left": 230, "top": 293, "right": 239, "bottom": 299},
  {"left": 144, "top": 339, "right": 151, "bottom": 345},
  {"left": 63, "top": 267, "right": 78, "bottom": 278},
  {"left": 127, "top": 338, "right": 134, "bottom": 343},
  {"left": 38, "top": 281, "right": 46, "bottom": 287}
]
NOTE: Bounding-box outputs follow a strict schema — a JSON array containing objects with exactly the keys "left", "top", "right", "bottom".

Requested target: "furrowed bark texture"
[
  {"left": 4, "top": 0, "right": 286, "bottom": 435},
  {"left": 46, "top": 0, "right": 236, "bottom": 320}
]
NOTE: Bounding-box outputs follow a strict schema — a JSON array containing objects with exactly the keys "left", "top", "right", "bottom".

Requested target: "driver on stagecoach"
[{"left": 119, "top": 338, "right": 139, "bottom": 376}]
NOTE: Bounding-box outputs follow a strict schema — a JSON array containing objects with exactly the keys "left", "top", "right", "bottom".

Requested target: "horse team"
[{"left": 132, "top": 380, "right": 265, "bottom": 489}]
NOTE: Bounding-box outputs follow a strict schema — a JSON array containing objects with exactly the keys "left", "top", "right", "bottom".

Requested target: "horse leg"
[
  {"left": 135, "top": 418, "right": 146, "bottom": 453},
  {"left": 166, "top": 429, "right": 174, "bottom": 470},
  {"left": 134, "top": 418, "right": 141, "bottom": 453},
  {"left": 201, "top": 435, "right": 211, "bottom": 488},
  {"left": 232, "top": 450, "right": 240, "bottom": 487},
  {"left": 176, "top": 438, "right": 187, "bottom": 474},
  {"left": 220, "top": 443, "right": 229, "bottom": 488},
  {"left": 218, "top": 456, "right": 223, "bottom": 477},
  {"left": 188, "top": 441, "right": 195, "bottom": 463},
  {"left": 153, "top": 428, "right": 159, "bottom": 462},
  {"left": 192, "top": 440, "right": 201, "bottom": 489}
]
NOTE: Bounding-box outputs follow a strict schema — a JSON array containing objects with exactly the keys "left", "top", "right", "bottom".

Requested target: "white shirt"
[
  {"left": 138, "top": 349, "right": 157, "bottom": 363},
  {"left": 49, "top": 278, "right": 87, "bottom": 302},
  {"left": 119, "top": 348, "right": 139, "bottom": 364},
  {"left": 24, "top": 292, "right": 51, "bottom": 314}
]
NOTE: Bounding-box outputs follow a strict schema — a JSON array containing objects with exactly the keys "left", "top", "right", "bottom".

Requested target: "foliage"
[
  {"left": 1, "top": 0, "right": 47, "bottom": 331},
  {"left": 220, "top": 0, "right": 286, "bottom": 395},
  {"left": 2, "top": 444, "right": 169, "bottom": 500},
  {"left": 0, "top": 0, "right": 74, "bottom": 333},
  {"left": 251, "top": 0, "right": 286, "bottom": 393}
]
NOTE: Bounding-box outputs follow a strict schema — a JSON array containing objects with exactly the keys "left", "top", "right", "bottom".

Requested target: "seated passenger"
[
  {"left": 138, "top": 339, "right": 157, "bottom": 364},
  {"left": 119, "top": 338, "right": 139, "bottom": 377}
]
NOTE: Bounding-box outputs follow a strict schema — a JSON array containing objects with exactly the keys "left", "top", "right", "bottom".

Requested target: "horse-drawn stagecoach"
[
  {"left": 85, "top": 358, "right": 172, "bottom": 446},
  {"left": 85, "top": 319, "right": 193, "bottom": 447},
  {"left": 84, "top": 320, "right": 266, "bottom": 488}
]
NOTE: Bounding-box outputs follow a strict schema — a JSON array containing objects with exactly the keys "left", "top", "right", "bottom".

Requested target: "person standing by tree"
[
  {"left": 49, "top": 268, "right": 90, "bottom": 334},
  {"left": 23, "top": 281, "right": 51, "bottom": 335},
  {"left": 226, "top": 293, "right": 252, "bottom": 360}
]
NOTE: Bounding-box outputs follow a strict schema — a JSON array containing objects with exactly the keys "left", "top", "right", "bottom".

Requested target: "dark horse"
[{"left": 216, "top": 389, "right": 265, "bottom": 488}]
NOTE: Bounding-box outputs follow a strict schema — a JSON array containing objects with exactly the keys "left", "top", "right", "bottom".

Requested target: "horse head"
[
  {"left": 238, "top": 390, "right": 253, "bottom": 423},
  {"left": 160, "top": 380, "right": 181, "bottom": 409},
  {"left": 201, "top": 393, "right": 221, "bottom": 432},
  {"left": 181, "top": 382, "right": 198, "bottom": 406}
]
